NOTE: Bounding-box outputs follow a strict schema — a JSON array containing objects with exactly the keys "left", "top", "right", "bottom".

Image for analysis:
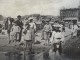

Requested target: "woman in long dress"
[{"left": 29, "top": 18, "right": 36, "bottom": 43}]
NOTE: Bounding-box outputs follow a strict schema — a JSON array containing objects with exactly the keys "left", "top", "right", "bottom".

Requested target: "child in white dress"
[
  {"left": 23, "top": 23, "right": 32, "bottom": 49},
  {"left": 51, "top": 29, "right": 64, "bottom": 55}
]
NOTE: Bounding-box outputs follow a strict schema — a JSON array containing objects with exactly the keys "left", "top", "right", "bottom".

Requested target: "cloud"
[{"left": 0, "top": 0, "right": 79, "bottom": 17}]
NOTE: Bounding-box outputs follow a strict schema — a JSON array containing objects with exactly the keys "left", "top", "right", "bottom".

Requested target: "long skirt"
[
  {"left": 44, "top": 31, "right": 50, "bottom": 40},
  {"left": 30, "top": 29, "right": 35, "bottom": 43},
  {"left": 44, "top": 31, "right": 50, "bottom": 45},
  {"left": 41, "top": 30, "right": 45, "bottom": 39}
]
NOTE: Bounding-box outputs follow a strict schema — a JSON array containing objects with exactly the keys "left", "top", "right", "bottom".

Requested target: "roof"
[
  {"left": 63, "top": 17, "right": 78, "bottom": 20},
  {"left": 61, "top": 8, "right": 80, "bottom": 11}
]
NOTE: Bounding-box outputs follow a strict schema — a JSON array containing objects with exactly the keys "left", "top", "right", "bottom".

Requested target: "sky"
[{"left": 0, "top": 0, "right": 80, "bottom": 18}]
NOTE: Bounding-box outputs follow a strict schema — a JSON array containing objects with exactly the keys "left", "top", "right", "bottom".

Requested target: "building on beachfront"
[{"left": 60, "top": 6, "right": 80, "bottom": 25}]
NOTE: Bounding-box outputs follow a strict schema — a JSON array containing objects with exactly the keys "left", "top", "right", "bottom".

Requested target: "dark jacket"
[{"left": 15, "top": 20, "right": 23, "bottom": 29}]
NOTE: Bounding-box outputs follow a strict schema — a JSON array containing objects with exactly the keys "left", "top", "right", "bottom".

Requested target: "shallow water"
[{"left": 0, "top": 51, "right": 80, "bottom": 60}]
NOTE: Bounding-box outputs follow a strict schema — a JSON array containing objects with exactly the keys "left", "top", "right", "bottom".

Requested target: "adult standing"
[
  {"left": 5, "top": 17, "right": 10, "bottom": 43},
  {"left": 5, "top": 17, "right": 9, "bottom": 30},
  {"left": 62, "top": 22, "right": 65, "bottom": 32},
  {"left": 6, "top": 17, "right": 12, "bottom": 34},
  {"left": 72, "top": 24, "right": 78, "bottom": 37},
  {"left": 28, "top": 17, "right": 36, "bottom": 43},
  {"left": 43, "top": 20, "right": 52, "bottom": 45},
  {"left": 5, "top": 17, "right": 14, "bottom": 44},
  {"left": 15, "top": 15, "right": 23, "bottom": 42},
  {"left": 41, "top": 20, "right": 46, "bottom": 40}
]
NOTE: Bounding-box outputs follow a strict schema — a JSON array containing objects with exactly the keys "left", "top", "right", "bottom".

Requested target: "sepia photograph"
[{"left": 0, "top": 0, "right": 80, "bottom": 60}]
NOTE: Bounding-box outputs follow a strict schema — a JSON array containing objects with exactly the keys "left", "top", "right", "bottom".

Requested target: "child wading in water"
[{"left": 23, "top": 23, "right": 32, "bottom": 50}]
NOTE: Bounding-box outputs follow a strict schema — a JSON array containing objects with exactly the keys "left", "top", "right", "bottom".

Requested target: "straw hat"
[{"left": 28, "top": 17, "right": 34, "bottom": 20}]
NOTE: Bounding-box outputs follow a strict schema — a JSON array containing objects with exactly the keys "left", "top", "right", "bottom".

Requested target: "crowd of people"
[
  {"left": 1, "top": 15, "right": 66, "bottom": 55},
  {"left": 0, "top": 14, "right": 80, "bottom": 60},
  {"left": 2, "top": 15, "right": 36, "bottom": 50},
  {"left": 42, "top": 20, "right": 64, "bottom": 55}
]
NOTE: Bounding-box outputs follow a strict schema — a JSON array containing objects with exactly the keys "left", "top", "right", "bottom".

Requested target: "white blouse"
[
  {"left": 29, "top": 22, "right": 36, "bottom": 29},
  {"left": 50, "top": 32, "right": 64, "bottom": 44},
  {"left": 11, "top": 25, "right": 21, "bottom": 34}
]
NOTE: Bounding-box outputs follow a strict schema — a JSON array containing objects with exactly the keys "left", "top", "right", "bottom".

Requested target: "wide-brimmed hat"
[
  {"left": 28, "top": 17, "right": 36, "bottom": 22},
  {"left": 28, "top": 17, "right": 34, "bottom": 20},
  {"left": 17, "top": 15, "right": 21, "bottom": 18}
]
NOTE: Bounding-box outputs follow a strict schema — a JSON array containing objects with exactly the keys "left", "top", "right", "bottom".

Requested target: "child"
[
  {"left": 52, "top": 29, "right": 64, "bottom": 55},
  {"left": 23, "top": 23, "right": 32, "bottom": 50},
  {"left": 2, "top": 27, "right": 6, "bottom": 35},
  {"left": 10, "top": 22, "right": 21, "bottom": 44}
]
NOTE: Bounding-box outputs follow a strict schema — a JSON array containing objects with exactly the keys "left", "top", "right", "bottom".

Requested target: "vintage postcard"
[{"left": 0, "top": 0, "right": 80, "bottom": 60}]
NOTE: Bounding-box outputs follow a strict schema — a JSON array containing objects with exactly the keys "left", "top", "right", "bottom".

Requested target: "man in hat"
[
  {"left": 15, "top": 15, "right": 23, "bottom": 42},
  {"left": 43, "top": 20, "right": 52, "bottom": 45}
]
